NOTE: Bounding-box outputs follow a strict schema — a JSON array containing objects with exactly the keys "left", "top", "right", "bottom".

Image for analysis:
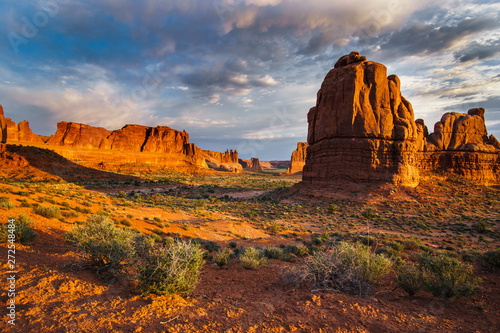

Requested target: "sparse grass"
[
  {"left": 33, "top": 205, "right": 61, "bottom": 219},
  {"left": 0, "top": 196, "right": 15, "bottom": 210},
  {"left": 0, "top": 214, "right": 38, "bottom": 244}
]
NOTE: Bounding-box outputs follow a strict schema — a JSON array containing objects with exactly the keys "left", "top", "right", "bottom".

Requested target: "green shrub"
[
  {"left": 394, "top": 262, "right": 423, "bottom": 297},
  {"left": 282, "top": 242, "right": 392, "bottom": 296},
  {"left": 480, "top": 248, "right": 500, "bottom": 270},
  {"left": 419, "top": 253, "right": 481, "bottom": 300},
  {"left": 264, "top": 246, "right": 290, "bottom": 260},
  {"left": 137, "top": 240, "right": 204, "bottom": 295},
  {"left": 0, "top": 214, "right": 38, "bottom": 244},
  {"left": 64, "top": 215, "right": 136, "bottom": 280},
  {"left": 240, "top": 247, "right": 267, "bottom": 270},
  {"left": 120, "top": 219, "right": 132, "bottom": 227},
  {"left": 214, "top": 248, "right": 233, "bottom": 267},
  {"left": 0, "top": 196, "right": 15, "bottom": 210},
  {"left": 33, "top": 205, "right": 61, "bottom": 219}
]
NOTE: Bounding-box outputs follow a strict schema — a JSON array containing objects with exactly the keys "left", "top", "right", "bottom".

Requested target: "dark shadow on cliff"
[{"left": 4, "top": 144, "right": 144, "bottom": 185}]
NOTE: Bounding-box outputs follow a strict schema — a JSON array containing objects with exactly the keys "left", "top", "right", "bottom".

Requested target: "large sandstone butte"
[
  {"left": 287, "top": 142, "right": 308, "bottom": 174},
  {"left": 303, "top": 52, "right": 500, "bottom": 186}
]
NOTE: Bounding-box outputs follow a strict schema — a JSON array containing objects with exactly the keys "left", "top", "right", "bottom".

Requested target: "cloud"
[
  {"left": 378, "top": 16, "right": 500, "bottom": 57},
  {"left": 454, "top": 39, "right": 500, "bottom": 62}
]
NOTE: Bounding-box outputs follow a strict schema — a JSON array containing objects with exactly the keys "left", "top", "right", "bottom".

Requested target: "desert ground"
[{"left": 0, "top": 144, "right": 499, "bottom": 333}]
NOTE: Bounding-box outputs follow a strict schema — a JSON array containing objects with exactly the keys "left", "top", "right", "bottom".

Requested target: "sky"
[{"left": 0, "top": 0, "right": 499, "bottom": 160}]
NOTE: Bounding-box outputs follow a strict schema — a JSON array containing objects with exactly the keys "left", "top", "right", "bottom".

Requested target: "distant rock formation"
[
  {"left": 202, "top": 149, "right": 242, "bottom": 172},
  {"left": 302, "top": 52, "right": 500, "bottom": 186},
  {"left": 0, "top": 104, "right": 238, "bottom": 173},
  {"left": 0, "top": 104, "right": 44, "bottom": 144},
  {"left": 287, "top": 142, "right": 308, "bottom": 174},
  {"left": 239, "top": 157, "right": 263, "bottom": 172},
  {"left": 269, "top": 160, "right": 291, "bottom": 169}
]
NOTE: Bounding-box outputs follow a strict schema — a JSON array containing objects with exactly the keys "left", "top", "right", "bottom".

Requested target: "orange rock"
[
  {"left": 239, "top": 157, "right": 263, "bottom": 172},
  {"left": 287, "top": 142, "right": 308, "bottom": 174}
]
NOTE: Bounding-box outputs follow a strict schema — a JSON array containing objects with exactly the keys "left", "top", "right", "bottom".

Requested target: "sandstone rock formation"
[
  {"left": 287, "top": 142, "right": 308, "bottom": 174},
  {"left": 202, "top": 149, "right": 242, "bottom": 172},
  {"left": 0, "top": 105, "right": 44, "bottom": 144},
  {"left": 1, "top": 104, "right": 237, "bottom": 173},
  {"left": 303, "top": 52, "right": 419, "bottom": 185},
  {"left": 302, "top": 52, "right": 500, "bottom": 186},
  {"left": 238, "top": 157, "right": 263, "bottom": 172}
]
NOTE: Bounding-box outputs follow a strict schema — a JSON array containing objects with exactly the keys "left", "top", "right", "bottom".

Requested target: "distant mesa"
[
  {"left": 301, "top": 52, "right": 500, "bottom": 186},
  {"left": 0, "top": 104, "right": 240, "bottom": 173},
  {"left": 287, "top": 142, "right": 308, "bottom": 175}
]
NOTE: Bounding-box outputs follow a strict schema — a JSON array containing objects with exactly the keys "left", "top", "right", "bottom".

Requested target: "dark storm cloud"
[
  {"left": 379, "top": 16, "right": 500, "bottom": 57},
  {"left": 454, "top": 39, "right": 500, "bottom": 62}
]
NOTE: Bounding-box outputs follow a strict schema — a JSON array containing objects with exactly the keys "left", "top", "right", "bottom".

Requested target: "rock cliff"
[
  {"left": 0, "top": 104, "right": 44, "bottom": 144},
  {"left": 287, "top": 142, "right": 308, "bottom": 174},
  {"left": 239, "top": 157, "right": 263, "bottom": 172},
  {"left": 302, "top": 52, "right": 500, "bottom": 186},
  {"left": 202, "top": 149, "right": 242, "bottom": 172}
]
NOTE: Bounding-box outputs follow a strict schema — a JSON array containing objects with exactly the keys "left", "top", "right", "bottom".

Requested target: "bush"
[
  {"left": 0, "top": 214, "right": 38, "bottom": 244},
  {"left": 214, "top": 248, "right": 233, "bottom": 267},
  {"left": 33, "top": 205, "right": 60, "bottom": 219},
  {"left": 480, "top": 248, "right": 500, "bottom": 270},
  {"left": 64, "top": 215, "right": 136, "bottom": 280},
  {"left": 137, "top": 240, "right": 204, "bottom": 295},
  {"left": 282, "top": 242, "right": 392, "bottom": 296},
  {"left": 419, "top": 253, "right": 481, "bottom": 300},
  {"left": 240, "top": 247, "right": 267, "bottom": 270},
  {"left": 394, "top": 262, "right": 423, "bottom": 297},
  {"left": 0, "top": 196, "right": 15, "bottom": 210},
  {"left": 264, "top": 247, "right": 291, "bottom": 260}
]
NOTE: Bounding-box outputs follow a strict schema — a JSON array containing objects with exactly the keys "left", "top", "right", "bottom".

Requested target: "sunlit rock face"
[{"left": 302, "top": 52, "right": 500, "bottom": 186}]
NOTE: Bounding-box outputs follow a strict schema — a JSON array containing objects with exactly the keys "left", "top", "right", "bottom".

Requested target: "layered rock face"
[
  {"left": 303, "top": 52, "right": 419, "bottom": 185},
  {"left": 416, "top": 109, "right": 500, "bottom": 184},
  {"left": 0, "top": 104, "right": 44, "bottom": 144},
  {"left": 287, "top": 142, "right": 308, "bottom": 174},
  {"left": 239, "top": 157, "right": 263, "bottom": 172},
  {"left": 202, "top": 149, "right": 242, "bottom": 172},
  {"left": 302, "top": 52, "right": 500, "bottom": 186}
]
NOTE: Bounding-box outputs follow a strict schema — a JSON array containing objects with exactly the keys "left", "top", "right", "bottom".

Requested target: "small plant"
[
  {"left": 328, "top": 203, "right": 338, "bottom": 214},
  {"left": 0, "top": 214, "right": 38, "bottom": 244},
  {"left": 120, "top": 219, "right": 132, "bottom": 227},
  {"left": 394, "top": 262, "right": 423, "bottom": 297},
  {"left": 480, "top": 248, "right": 500, "bottom": 270},
  {"left": 281, "top": 242, "right": 392, "bottom": 296},
  {"left": 239, "top": 247, "right": 267, "bottom": 270},
  {"left": 0, "top": 196, "right": 15, "bottom": 210},
  {"left": 264, "top": 246, "right": 290, "bottom": 260},
  {"left": 33, "top": 205, "right": 61, "bottom": 219},
  {"left": 419, "top": 253, "right": 481, "bottom": 300},
  {"left": 137, "top": 240, "right": 205, "bottom": 295},
  {"left": 64, "top": 215, "right": 136, "bottom": 280},
  {"left": 214, "top": 248, "right": 233, "bottom": 267}
]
